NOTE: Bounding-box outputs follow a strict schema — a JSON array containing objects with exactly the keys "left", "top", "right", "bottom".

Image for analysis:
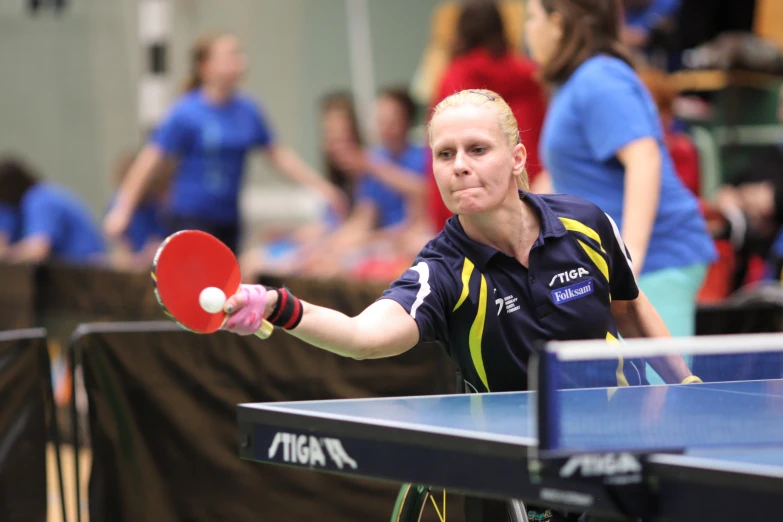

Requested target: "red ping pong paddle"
[{"left": 150, "top": 230, "right": 273, "bottom": 339}]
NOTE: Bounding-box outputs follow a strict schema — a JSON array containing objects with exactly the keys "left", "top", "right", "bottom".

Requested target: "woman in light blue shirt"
[{"left": 525, "top": 0, "right": 716, "bottom": 381}]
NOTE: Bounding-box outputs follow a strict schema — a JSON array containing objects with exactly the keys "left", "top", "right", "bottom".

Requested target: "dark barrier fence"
[
  {"left": 0, "top": 328, "right": 64, "bottom": 522},
  {"left": 694, "top": 284, "right": 783, "bottom": 381},
  {"left": 696, "top": 284, "right": 783, "bottom": 335},
  {"left": 69, "top": 322, "right": 454, "bottom": 522},
  {"left": 0, "top": 263, "right": 35, "bottom": 331}
]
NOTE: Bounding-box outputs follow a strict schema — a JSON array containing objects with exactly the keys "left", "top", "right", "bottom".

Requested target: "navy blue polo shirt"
[{"left": 381, "top": 191, "right": 647, "bottom": 393}]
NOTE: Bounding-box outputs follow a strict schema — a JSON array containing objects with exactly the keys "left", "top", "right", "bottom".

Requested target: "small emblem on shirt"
[
  {"left": 549, "top": 267, "right": 590, "bottom": 287},
  {"left": 496, "top": 294, "right": 520, "bottom": 315},
  {"left": 552, "top": 279, "right": 594, "bottom": 305}
]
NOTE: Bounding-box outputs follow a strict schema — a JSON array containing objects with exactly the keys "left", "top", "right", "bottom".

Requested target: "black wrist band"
[{"left": 267, "top": 286, "right": 303, "bottom": 330}]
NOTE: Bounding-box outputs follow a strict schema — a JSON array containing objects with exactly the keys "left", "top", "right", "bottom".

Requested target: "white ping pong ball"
[{"left": 199, "top": 286, "right": 226, "bottom": 314}]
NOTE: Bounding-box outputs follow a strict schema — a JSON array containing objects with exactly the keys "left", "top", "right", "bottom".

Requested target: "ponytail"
[{"left": 181, "top": 34, "right": 219, "bottom": 93}]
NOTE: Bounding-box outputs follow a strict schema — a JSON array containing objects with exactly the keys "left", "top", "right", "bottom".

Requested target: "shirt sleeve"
[
  {"left": 0, "top": 205, "right": 17, "bottom": 241},
  {"left": 379, "top": 257, "right": 454, "bottom": 344},
  {"left": 355, "top": 175, "right": 379, "bottom": 205},
  {"left": 21, "top": 190, "right": 62, "bottom": 241},
  {"left": 576, "top": 61, "right": 658, "bottom": 162},
  {"left": 601, "top": 212, "right": 639, "bottom": 301},
  {"left": 150, "top": 103, "right": 192, "bottom": 157},
  {"left": 248, "top": 100, "right": 275, "bottom": 148}
]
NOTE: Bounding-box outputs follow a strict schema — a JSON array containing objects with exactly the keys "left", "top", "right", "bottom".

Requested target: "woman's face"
[
  {"left": 524, "top": 0, "right": 562, "bottom": 65},
  {"left": 322, "top": 108, "right": 356, "bottom": 152},
  {"left": 203, "top": 35, "right": 247, "bottom": 88},
  {"left": 430, "top": 104, "right": 526, "bottom": 216},
  {"left": 322, "top": 107, "right": 363, "bottom": 176},
  {"left": 375, "top": 96, "right": 409, "bottom": 150}
]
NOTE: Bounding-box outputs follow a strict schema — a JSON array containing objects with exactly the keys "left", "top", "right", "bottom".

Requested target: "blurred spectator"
[
  {"left": 300, "top": 88, "right": 429, "bottom": 280},
  {"left": 0, "top": 157, "right": 105, "bottom": 264},
  {"left": 673, "top": 0, "right": 756, "bottom": 58},
  {"left": 525, "top": 0, "right": 716, "bottom": 382},
  {"left": 766, "top": 229, "right": 783, "bottom": 282},
  {"left": 335, "top": 87, "right": 431, "bottom": 280},
  {"left": 239, "top": 92, "right": 364, "bottom": 280},
  {"left": 105, "top": 151, "right": 169, "bottom": 271},
  {"left": 241, "top": 88, "right": 427, "bottom": 282},
  {"left": 0, "top": 203, "right": 19, "bottom": 257},
  {"left": 621, "top": 0, "right": 681, "bottom": 52},
  {"left": 637, "top": 67, "right": 700, "bottom": 195},
  {"left": 713, "top": 85, "right": 783, "bottom": 288},
  {"left": 410, "top": 1, "right": 527, "bottom": 108},
  {"left": 104, "top": 33, "right": 347, "bottom": 253},
  {"left": 332, "top": 87, "right": 428, "bottom": 234},
  {"left": 427, "top": 0, "right": 548, "bottom": 231}
]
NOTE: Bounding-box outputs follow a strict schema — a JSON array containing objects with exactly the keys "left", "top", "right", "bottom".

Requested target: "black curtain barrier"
[
  {"left": 0, "top": 262, "right": 35, "bottom": 330},
  {"left": 0, "top": 328, "right": 62, "bottom": 522},
  {"left": 70, "top": 321, "right": 454, "bottom": 522},
  {"left": 695, "top": 286, "right": 783, "bottom": 381}
]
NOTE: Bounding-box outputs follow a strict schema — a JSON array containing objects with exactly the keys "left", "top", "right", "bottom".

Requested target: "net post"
[{"left": 536, "top": 346, "right": 560, "bottom": 452}]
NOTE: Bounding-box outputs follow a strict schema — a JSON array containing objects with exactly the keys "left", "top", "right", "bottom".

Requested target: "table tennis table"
[{"left": 237, "top": 337, "right": 783, "bottom": 521}]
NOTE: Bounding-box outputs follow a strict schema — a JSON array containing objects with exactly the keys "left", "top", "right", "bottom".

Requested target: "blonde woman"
[
  {"left": 220, "top": 88, "right": 698, "bottom": 521},
  {"left": 222, "top": 89, "right": 695, "bottom": 393}
]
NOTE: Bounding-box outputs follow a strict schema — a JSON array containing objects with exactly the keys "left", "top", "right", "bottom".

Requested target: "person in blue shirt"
[
  {"left": 0, "top": 157, "right": 105, "bottom": 264},
  {"left": 353, "top": 87, "right": 429, "bottom": 232},
  {"left": 218, "top": 89, "right": 698, "bottom": 521},
  {"left": 621, "top": 0, "right": 681, "bottom": 52},
  {"left": 0, "top": 203, "right": 18, "bottom": 257},
  {"left": 525, "top": 0, "right": 716, "bottom": 383},
  {"left": 105, "top": 151, "right": 169, "bottom": 271},
  {"left": 104, "top": 33, "right": 347, "bottom": 253},
  {"left": 239, "top": 92, "right": 367, "bottom": 280},
  {"left": 314, "top": 87, "right": 430, "bottom": 271},
  {"left": 271, "top": 87, "right": 429, "bottom": 280}
]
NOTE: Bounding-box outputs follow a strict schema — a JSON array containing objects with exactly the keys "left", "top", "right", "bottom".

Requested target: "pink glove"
[{"left": 222, "top": 284, "right": 269, "bottom": 335}]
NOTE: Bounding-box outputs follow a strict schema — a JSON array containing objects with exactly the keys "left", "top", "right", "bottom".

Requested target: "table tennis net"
[{"left": 533, "top": 333, "right": 783, "bottom": 453}]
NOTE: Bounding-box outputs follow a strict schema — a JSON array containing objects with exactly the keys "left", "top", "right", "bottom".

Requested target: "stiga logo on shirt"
[{"left": 551, "top": 279, "right": 594, "bottom": 304}]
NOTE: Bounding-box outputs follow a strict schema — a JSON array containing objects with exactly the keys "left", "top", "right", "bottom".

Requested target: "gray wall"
[{"left": 0, "top": 0, "right": 441, "bottom": 227}]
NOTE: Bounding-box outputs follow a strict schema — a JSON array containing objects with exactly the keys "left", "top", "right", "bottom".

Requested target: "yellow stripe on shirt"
[
  {"left": 559, "top": 217, "right": 606, "bottom": 254},
  {"left": 606, "top": 332, "right": 629, "bottom": 387},
  {"left": 577, "top": 239, "right": 609, "bottom": 283},
  {"left": 469, "top": 274, "right": 490, "bottom": 392},
  {"left": 453, "top": 257, "right": 474, "bottom": 312}
]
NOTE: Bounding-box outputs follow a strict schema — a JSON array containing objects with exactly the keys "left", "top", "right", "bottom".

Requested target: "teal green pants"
[{"left": 637, "top": 263, "right": 708, "bottom": 385}]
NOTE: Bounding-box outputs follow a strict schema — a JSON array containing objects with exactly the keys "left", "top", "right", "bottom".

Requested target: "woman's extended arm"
[
  {"left": 104, "top": 145, "right": 166, "bottom": 239},
  {"left": 224, "top": 286, "right": 420, "bottom": 360},
  {"left": 263, "top": 145, "right": 349, "bottom": 218}
]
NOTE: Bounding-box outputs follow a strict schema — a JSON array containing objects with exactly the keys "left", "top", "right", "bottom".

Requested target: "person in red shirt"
[{"left": 427, "top": 0, "right": 548, "bottom": 231}]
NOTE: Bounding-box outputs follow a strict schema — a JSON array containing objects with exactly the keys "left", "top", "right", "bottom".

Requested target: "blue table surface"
[{"left": 243, "top": 380, "right": 783, "bottom": 469}]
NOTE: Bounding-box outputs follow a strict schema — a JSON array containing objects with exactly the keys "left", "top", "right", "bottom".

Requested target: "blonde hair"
[{"left": 428, "top": 88, "right": 529, "bottom": 191}]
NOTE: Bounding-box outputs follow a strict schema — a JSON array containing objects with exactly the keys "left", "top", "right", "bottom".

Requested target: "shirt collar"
[{"left": 443, "top": 190, "right": 567, "bottom": 270}]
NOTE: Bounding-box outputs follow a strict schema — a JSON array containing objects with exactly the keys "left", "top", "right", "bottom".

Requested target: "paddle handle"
[{"left": 254, "top": 319, "right": 275, "bottom": 339}]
